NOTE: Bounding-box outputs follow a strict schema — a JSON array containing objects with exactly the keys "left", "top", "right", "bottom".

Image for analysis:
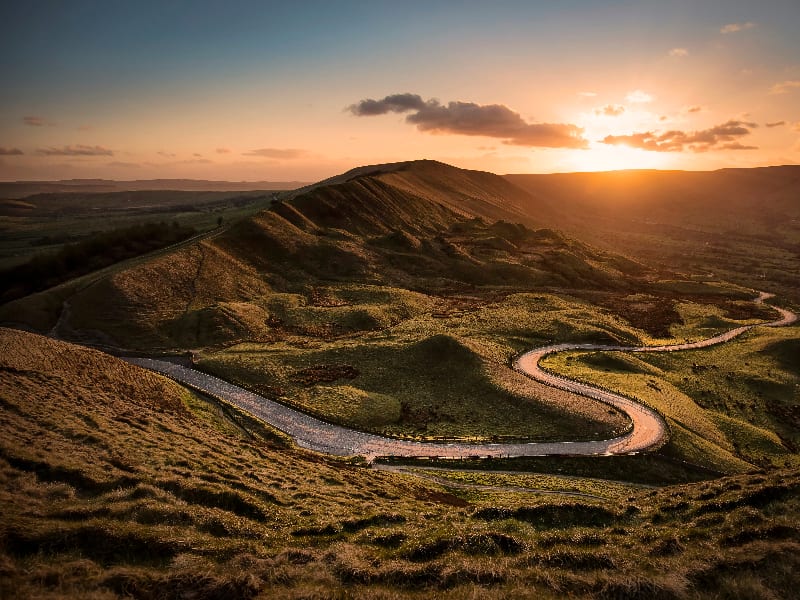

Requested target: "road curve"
[{"left": 127, "top": 292, "right": 796, "bottom": 461}]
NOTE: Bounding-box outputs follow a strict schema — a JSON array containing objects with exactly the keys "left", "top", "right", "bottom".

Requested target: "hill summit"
[{"left": 2, "top": 160, "right": 646, "bottom": 349}]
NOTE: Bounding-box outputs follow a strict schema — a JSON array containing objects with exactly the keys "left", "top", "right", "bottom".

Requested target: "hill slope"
[
  {"left": 2, "top": 327, "right": 800, "bottom": 599},
  {"left": 506, "top": 166, "right": 800, "bottom": 300},
  {"left": 2, "top": 161, "right": 646, "bottom": 349}
]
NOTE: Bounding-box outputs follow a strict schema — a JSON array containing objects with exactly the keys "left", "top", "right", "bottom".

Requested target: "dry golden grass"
[{"left": 2, "top": 327, "right": 800, "bottom": 599}]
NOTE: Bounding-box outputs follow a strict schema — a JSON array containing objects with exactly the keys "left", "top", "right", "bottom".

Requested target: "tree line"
[{"left": 1, "top": 221, "right": 196, "bottom": 303}]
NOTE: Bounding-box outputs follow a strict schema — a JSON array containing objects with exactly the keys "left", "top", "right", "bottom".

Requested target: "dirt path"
[{"left": 126, "top": 292, "right": 796, "bottom": 461}]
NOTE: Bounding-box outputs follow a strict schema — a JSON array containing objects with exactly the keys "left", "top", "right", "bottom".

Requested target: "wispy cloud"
[
  {"left": 23, "top": 115, "right": 54, "bottom": 127},
  {"left": 594, "top": 104, "right": 625, "bottom": 117},
  {"left": 685, "top": 105, "right": 703, "bottom": 113},
  {"left": 243, "top": 148, "right": 309, "bottom": 159},
  {"left": 721, "top": 22, "right": 755, "bottom": 34},
  {"left": 765, "top": 121, "right": 785, "bottom": 128},
  {"left": 35, "top": 144, "right": 113, "bottom": 156},
  {"left": 349, "top": 93, "right": 588, "bottom": 149},
  {"left": 669, "top": 48, "right": 688, "bottom": 57},
  {"left": 769, "top": 80, "right": 800, "bottom": 94},
  {"left": 215, "top": 147, "right": 231, "bottom": 154},
  {"left": 578, "top": 91, "right": 597, "bottom": 97},
  {"left": 603, "top": 120, "right": 758, "bottom": 153},
  {"left": 0, "top": 147, "right": 24, "bottom": 155},
  {"left": 157, "top": 151, "right": 176, "bottom": 158},
  {"left": 178, "top": 158, "right": 213, "bottom": 164},
  {"left": 626, "top": 90, "right": 654, "bottom": 103},
  {"left": 107, "top": 161, "right": 140, "bottom": 168}
]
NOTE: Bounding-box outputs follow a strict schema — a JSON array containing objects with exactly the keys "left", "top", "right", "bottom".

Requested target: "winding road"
[{"left": 127, "top": 292, "right": 796, "bottom": 461}]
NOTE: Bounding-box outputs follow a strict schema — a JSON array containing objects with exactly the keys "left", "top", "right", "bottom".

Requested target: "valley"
[{"left": 1, "top": 160, "right": 799, "bottom": 599}]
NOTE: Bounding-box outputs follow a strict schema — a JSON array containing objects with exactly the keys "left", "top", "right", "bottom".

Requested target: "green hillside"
[{"left": 0, "top": 161, "right": 649, "bottom": 350}]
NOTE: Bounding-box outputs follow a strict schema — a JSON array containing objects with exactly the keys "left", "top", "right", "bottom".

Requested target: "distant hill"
[
  {"left": 0, "top": 178, "right": 308, "bottom": 198},
  {"left": 505, "top": 166, "right": 800, "bottom": 232},
  {"left": 506, "top": 165, "right": 800, "bottom": 301},
  {"left": 0, "top": 189, "right": 270, "bottom": 218}
]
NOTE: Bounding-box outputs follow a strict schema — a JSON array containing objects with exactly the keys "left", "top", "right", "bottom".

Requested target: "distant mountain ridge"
[
  {"left": 0, "top": 178, "right": 308, "bottom": 198},
  {"left": 505, "top": 164, "right": 800, "bottom": 301}
]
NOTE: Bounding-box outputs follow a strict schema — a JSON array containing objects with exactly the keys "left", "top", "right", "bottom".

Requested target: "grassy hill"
[
  {"left": 2, "top": 328, "right": 800, "bottom": 599},
  {"left": 506, "top": 166, "right": 800, "bottom": 302},
  {"left": 1, "top": 161, "right": 787, "bottom": 450},
  {"left": 0, "top": 189, "right": 278, "bottom": 271},
  {"left": 0, "top": 161, "right": 650, "bottom": 350}
]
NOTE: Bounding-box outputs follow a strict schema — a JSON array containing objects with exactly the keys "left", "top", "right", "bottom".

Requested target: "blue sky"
[{"left": 1, "top": 0, "right": 799, "bottom": 180}]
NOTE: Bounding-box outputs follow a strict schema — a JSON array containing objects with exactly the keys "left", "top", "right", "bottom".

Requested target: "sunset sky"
[{"left": 1, "top": 0, "right": 799, "bottom": 182}]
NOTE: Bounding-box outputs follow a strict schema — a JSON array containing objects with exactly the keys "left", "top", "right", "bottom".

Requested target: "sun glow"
[{"left": 566, "top": 141, "right": 672, "bottom": 172}]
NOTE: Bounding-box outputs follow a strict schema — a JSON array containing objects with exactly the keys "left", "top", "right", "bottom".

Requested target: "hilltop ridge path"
[{"left": 127, "top": 292, "right": 796, "bottom": 461}]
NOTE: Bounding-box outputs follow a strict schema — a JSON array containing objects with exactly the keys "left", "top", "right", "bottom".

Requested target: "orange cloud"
[
  {"left": 35, "top": 144, "right": 113, "bottom": 156},
  {"left": 765, "top": 121, "right": 785, "bottom": 128},
  {"left": 603, "top": 120, "right": 758, "bottom": 153},
  {"left": 107, "top": 161, "right": 141, "bottom": 168},
  {"left": 349, "top": 93, "right": 588, "bottom": 149},
  {"left": 595, "top": 104, "right": 625, "bottom": 117},
  {"left": 0, "top": 147, "right": 24, "bottom": 155},
  {"left": 769, "top": 80, "right": 800, "bottom": 94},
  {"left": 243, "top": 148, "right": 309, "bottom": 159},
  {"left": 216, "top": 147, "right": 232, "bottom": 154}
]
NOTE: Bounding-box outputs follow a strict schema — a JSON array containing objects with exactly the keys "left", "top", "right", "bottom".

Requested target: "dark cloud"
[
  {"left": 348, "top": 93, "right": 427, "bottom": 116},
  {"left": 602, "top": 120, "right": 758, "bottom": 153},
  {"left": 348, "top": 93, "right": 588, "bottom": 149},
  {"left": 35, "top": 144, "right": 113, "bottom": 156},
  {"left": 719, "top": 142, "right": 759, "bottom": 150},
  {"left": 23, "top": 115, "right": 51, "bottom": 127},
  {"left": 243, "top": 148, "right": 308, "bottom": 159},
  {"left": 0, "top": 147, "right": 24, "bottom": 155},
  {"left": 595, "top": 104, "right": 625, "bottom": 117},
  {"left": 686, "top": 106, "right": 703, "bottom": 113},
  {"left": 765, "top": 121, "right": 785, "bottom": 128}
]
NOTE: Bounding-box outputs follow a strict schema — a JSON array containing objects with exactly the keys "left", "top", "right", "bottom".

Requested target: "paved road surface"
[{"left": 126, "top": 292, "right": 796, "bottom": 461}]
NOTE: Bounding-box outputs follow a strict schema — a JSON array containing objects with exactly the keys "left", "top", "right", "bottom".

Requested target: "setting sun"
[{"left": 565, "top": 142, "right": 674, "bottom": 172}]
